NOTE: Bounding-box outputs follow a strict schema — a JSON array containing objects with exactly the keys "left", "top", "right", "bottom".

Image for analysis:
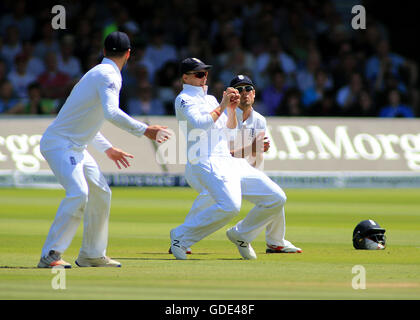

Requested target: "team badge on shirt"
[{"left": 107, "top": 82, "right": 117, "bottom": 93}]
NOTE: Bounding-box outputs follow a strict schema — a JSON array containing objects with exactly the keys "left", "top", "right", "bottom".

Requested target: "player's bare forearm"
[
  {"left": 210, "top": 105, "right": 225, "bottom": 122},
  {"left": 144, "top": 125, "right": 172, "bottom": 143},
  {"left": 226, "top": 107, "right": 237, "bottom": 129},
  {"left": 230, "top": 143, "right": 252, "bottom": 158},
  {"left": 211, "top": 87, "right": 240, "bottom": 124}
]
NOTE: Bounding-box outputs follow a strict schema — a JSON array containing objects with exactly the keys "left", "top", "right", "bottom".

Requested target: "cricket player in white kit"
[
  {"left": 37, "top": 31, "right": 171, "bottom": 268},
  {"left": 175, "top": 74, "right": 302, "bottom": 256},
  {"left": 170, "top": 58, "right": 297, "bottom": 260}
]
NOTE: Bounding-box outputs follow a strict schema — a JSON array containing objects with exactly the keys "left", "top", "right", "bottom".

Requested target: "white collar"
[
  {"left": 236, "top": 107, "right": 254, "bottom": 123},
  {"left": 183, "top": 84, "right": 208, "bottom": 96},
  {"left": 101, "top": 58, "right": 121, "bottom": 78}
]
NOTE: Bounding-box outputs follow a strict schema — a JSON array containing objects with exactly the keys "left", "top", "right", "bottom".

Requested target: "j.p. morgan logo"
[
  {"left": 264, "top": 125, "right": 420, "bottom": 171},
  {"left": 0, "top": 134, "right": 44, "bottom": 173},
  {"left": 1, "top": 124, "right": 420, "bottom": 172}
]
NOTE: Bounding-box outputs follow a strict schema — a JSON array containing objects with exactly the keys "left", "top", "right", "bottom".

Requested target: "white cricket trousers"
[
  {"left": 172, "top": 156, "right": 287, "bottom": 248},
  {"left": 40, "top": 145, "right": 111, "bottom": 258}
]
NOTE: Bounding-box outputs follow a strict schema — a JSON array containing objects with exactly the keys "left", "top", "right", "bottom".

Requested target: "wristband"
[{"left": 213, "top": 109, "right": 221, "bottom": 117}]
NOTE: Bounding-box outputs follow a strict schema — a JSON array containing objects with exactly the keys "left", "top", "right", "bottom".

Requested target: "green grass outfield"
[{"left": 0, "top": 187, "right": 419, "bottom": 300}]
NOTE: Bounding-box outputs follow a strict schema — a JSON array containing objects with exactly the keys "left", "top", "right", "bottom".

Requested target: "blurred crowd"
[{"left": 0, "top": 0, "right": 418, "bottom": 117}]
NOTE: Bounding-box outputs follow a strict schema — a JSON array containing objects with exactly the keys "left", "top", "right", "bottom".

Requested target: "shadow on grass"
[
  {"left": 135, "top": 252, "right": 210, "bottom": 255},
  {"left": 0, "top": 266, "right": 38, "bottom": 269},
  {"left": 114, "top": 257, "right": 242, "bottom": 261}
]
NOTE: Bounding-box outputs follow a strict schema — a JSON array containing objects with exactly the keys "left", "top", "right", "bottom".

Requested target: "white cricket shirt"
[
  {"left": 175, "top": 84, "right": 232, "bottom": 164},
  {"left": 235, "top": 107, "right": 267, "bottom": 166},
  {"left": 236, "top": 107, "right": 267, "bottom": 139},
  {"left": 41, "top": 58, "right": 148, "bottom": 152}
]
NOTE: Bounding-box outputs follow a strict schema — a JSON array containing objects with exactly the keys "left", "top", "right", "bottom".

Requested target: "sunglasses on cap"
[
  {"left": 235, "top": 85, "right": 254, "bottom": 93},
  {"left": 187, "top": 71, "right": 208, "bottom": 78}
]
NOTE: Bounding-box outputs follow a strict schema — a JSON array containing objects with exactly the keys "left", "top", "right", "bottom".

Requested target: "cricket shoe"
[
  {"left": 37, "top": 250, "right": 72, "bottom": 268},
  {"left": 168, "top": 247, "right": 192, "bottom": 254},
  {"left": 170, "top": 229, "right": 188, "bottom": 260},
  {"left": 75, "top": 255, "right": 121, "bottom": 267},
  {"left": 266, "top": 240, "right": 302, "bottom": 253},
  {"left": 226, "top": 227, "right": 257, "bottom": 260}
]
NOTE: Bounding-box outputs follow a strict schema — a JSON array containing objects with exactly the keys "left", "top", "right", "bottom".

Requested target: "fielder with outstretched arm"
[{"left": 37, "top": 31, "right": 171, "bottom": 268}]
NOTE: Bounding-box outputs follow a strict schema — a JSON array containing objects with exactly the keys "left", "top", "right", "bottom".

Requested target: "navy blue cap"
[
  {"left": 104, "top": 31, "right": 131, "bottom": 52},
  {"left": 180, "top": 57, "right": 212, "bottom": 74},
  {"left": 230, "top": 75, "right": 254, "bottom": 87}
]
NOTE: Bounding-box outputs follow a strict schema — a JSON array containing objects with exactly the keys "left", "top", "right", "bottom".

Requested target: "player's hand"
[
  {"left": 221, "top": 87, "right": 240, "bottom": 109},
  {"left": 226, "top": 87, "right": 240, "bottom": 109},
  {"left": 252, "top": 131, "right": 266, "bottom": 154},
  {"left": 263, "top": 136, "right": 270, "bottom": 152},
  {"left": 105, "top": 147, "right": 134, "bottom": 169},
  {"left": 144, "top": 125, "right": 172, "bottom": 143}
]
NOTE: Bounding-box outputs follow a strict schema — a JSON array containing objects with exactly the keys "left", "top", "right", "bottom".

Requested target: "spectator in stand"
[
  {"left": 216, "top": 34, "right": 254, "bottom": 77},
  {"left": 261, "top": 68, "right": 289, "bottom": 116},
  {"left": 37, "top": 52, "right": 71, "bottom": 100},
  {"left": 254, "top": 35, "right": 297, "bottom": 89},
  {"left": 127, "top": 81, "right": 166, "bottom": 116},
  {"left": 133, "top": 43, "right": 155, "bottom": 83},
  {"left": 0, "top": 1, "right": 416, "bottom": 119},
  {"left": 0, "top": 0, "right": 35, "bottom": 41},
  {"left": 1, "top": 25, "right": 22, "bottom": 68},
  {"left": 209, "top": 79, "right": 226, "bottom": 102},
  {"left": 308, "top": 89, "right": 341, "bottom": 117},
  {"left": 302, "top": 68, "right": 330, "bottom": 108},
  {"left": 374, "top": 71, "right": 408, "bottom": 109},
  {"left": 144, "top": 29, "right": 177, "bottom": 80},
  {"left": 73, "top": 19, "right": 93, "bottom": 63},
  {"left": 155, "top": 61, "right": 179, "bottom": 88},
  {"left": 57, "top": 35, "right": 83, "bottom": 80},
  {"left": 0, "top": 80, "right": 22, "bottom": 114},
  {"left": 158, "top": 77, "right": 183, "bottom": 115},
  {"left": 218, "top": 49, "right": 252, "bottom": 87},
  {"left": 366, "top": 39, "right": 417, "bottom": 93},
  {"left": 180, "top": 28, "right": 213, "bottom": 69},
  {"left": 379, "top": 89, "right": 414, "bottom": 118},
  {"left": 296, "top": 49, "right": 333, "bottom": 93},
  {"left": 347, "top": 90, "right": 377, "bottom": 117},
  {"left": 23, "top": 82, "right": 58, "bottom": 114},
  {"left": 0, "top": 59, "right": 7, "bottom": 83},
  {"left": 33, "top": 21, "right": 60, "bottom": 59},
  {"left": 330, "top": 43, "right": 360, "bottom": 90},
  {"left": 20, "top": 40, "right": 45, "bottom": 77},
  {"left": 121, "top": 61, "right": 151, "bottom": 108},
  {"left": 84, "top": 52, "right": 102, "bottom": 72},
  {"left": 155, "top": 61, "right": 179, "bottom": 112},
  {"left": 113, "top": 8, "right": 140, "bottom": 39},
  {"left": 278, "top": 88, "right": 303, "bottom": 116},
  {"left": 7, "top": 53, "right": 36, "bottom": 99},
  {"left": 336, "top": 72, "right": 364, "bottom": 113}
]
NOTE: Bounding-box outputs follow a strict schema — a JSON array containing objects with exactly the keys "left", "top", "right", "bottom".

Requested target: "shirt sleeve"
[
  {"left": 175, "top": 95, "right": 214, "bottom": 131},
  {"left": 96, "top": 71, "right": 148, "bottom": 137},
  {"left": 91, "top": 131, "right": 112, "bottom": 152}
]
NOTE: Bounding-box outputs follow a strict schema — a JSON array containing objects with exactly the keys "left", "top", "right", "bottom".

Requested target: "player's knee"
[
  {"left": 263, "top": 189, "right": 287, "bottom": 208},
  {"left": 275, "top": 189, "right": 287, "bottom": 206},
  {"left": 102, "top": 185, "right": 112, "bottom": 203},
  {"left": 66, "top": 189, "right": 89, "bottom": 217},
  {"left": 74, "top": 189, "right": 89, "bottom": 205},
  {"left": 220, "top": 198, "right": 242, "bottom": 215},
  {"left": 89, "top": 185, "right": 112, "bottom": 215},
  {"left": 90, "top": 183, "right": 112, "bottom": 203}
]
